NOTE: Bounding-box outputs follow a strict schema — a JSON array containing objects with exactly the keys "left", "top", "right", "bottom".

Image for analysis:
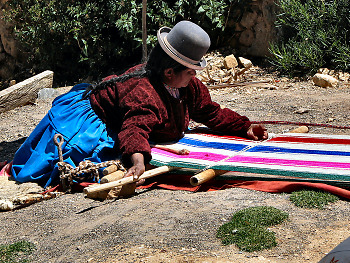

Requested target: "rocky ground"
[{"left": 0, "top": 62, "right": 350, "bottom": 262}]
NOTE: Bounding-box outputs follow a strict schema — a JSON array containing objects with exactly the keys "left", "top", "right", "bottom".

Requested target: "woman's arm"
[{"left": 117, "top": 78, "right": 166, "bottom": 168}]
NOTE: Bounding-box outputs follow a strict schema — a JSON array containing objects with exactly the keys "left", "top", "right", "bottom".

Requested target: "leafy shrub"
[
  {"left": 4, "top": 0, "right": 237, "bottom": 85},
  {"left": 269, "top": 0, "right": 350, "bottom": 76}
]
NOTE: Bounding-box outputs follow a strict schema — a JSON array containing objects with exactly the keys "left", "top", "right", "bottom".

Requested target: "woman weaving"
[{"left": 11, "top": 21, "right": 268, "bottom": 188}]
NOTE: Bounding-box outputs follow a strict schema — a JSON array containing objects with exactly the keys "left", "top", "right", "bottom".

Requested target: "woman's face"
[{"left": 164, "top": 68, "right": 196, "bottom": 88}]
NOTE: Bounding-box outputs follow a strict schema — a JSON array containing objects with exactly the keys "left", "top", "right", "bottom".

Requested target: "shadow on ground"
[{"left": 0, "top": 137, "right": 26, "bottom": 162}]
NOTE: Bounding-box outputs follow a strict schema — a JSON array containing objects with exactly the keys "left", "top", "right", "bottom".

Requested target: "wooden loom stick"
[
  {"left": 151, "top": 144, "right": 190, "bottom": 155},
  {"left": 102, "top": 164, "right": 119, "bottom": 175},
  {"left": 83, "top": 166, "right": 179, "bottom": 194},
  {"left": 100, "top": 170, "right": 125, "bottom": 184},
  {"left": 190, "top": 169, "right": 227, "bottom": 186}
]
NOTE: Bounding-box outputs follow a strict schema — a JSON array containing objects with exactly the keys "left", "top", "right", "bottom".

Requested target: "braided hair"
[{"left": 83, "top": 43, "right": 188, "bottom": 98}]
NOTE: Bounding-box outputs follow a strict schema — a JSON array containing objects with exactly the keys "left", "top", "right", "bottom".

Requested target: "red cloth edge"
[
  {"left": 137, "top": 174, "right": 350, "bottom": 200},
  {"left": 206, "top": 180, "right": 350, "bottom": 200},
  {"left": 2, "top": 163, "right": 350, "bottom": 200},
  {"left": 0, "top": 161, "right": 11, "bottom": 177}
]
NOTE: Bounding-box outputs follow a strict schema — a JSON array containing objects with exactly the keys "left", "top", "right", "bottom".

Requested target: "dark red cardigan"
[{"left": 90, "top": 68, "right": 251, "bottom": 166}]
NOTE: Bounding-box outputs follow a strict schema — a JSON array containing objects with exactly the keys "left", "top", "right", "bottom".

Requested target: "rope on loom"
[
  {"left": 251, "top": 121, "right": 350, "bottom": 129},
  {"left": 57, "top": 160, "right": 126, "bottom": 185}
]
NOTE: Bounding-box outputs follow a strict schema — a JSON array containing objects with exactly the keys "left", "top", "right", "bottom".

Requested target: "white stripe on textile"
[{"left": 238, "top": 151, "right": 350, "bottom": 163}]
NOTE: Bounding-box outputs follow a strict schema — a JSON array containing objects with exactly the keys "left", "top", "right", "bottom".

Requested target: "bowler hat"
[{"left": 157, "top": 21, "right": 211, "bottom": 70}]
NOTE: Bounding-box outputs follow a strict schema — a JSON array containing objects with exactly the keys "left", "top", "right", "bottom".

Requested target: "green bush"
[
  {"left": 269, "top": 0, "right": 350, "bottom": 76},
  {"left": 4, "top": 0, "right": 235, "bottom": 85}
]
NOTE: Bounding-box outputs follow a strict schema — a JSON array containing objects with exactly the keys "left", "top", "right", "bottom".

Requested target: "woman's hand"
[
  {"left": 124, "top": 153, "right": 145, "bottom": 180},
  {"left": 246, "top": 124, "right": 268, "bottom": 141}
]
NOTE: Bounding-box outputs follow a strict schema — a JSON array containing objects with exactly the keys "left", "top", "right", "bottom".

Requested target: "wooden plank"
[{"left": 0, "top": 70, "right": 54, "bottom": 113}]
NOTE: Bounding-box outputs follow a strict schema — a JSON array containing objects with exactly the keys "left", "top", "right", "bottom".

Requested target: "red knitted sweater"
[{"left": 89, "top": 67, "right": 251, "bottom": 166}]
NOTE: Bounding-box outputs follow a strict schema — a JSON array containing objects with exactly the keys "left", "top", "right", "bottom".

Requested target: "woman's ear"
[{"left": 164, "top": 68, "right": 174, "bottom": 80}]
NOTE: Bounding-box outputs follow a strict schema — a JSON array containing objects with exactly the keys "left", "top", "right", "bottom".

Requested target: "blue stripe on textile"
[
  {"left": 248, "top": 145, "right": 350, "bottom": 156},
  {"left": 178, "top": 137, "right": 249, "bottom": 152}
]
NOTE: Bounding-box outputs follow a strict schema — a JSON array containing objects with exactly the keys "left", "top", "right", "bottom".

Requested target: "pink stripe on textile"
[
  {"left": 227, "top": 155, "right": 350, "bottom": 170},
  {"left": 151, "top": 148, "right": 228, "bottom": 162},
  {"left": 269, "top": 136, "right": 350, "bottom": 145}
]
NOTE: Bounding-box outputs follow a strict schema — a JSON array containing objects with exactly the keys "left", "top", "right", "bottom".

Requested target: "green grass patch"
[
  {"left": 217, "top": 206, "right": 289, "bottom": 252},
  {"left": 221, "top": 226, "right": 277, "bottom": 252},
  {"left": 0, "top": 240, "right": 35, "bottom": 263},
  {"left": 290, "top": 190, "right": 339, "bottom": 209}
]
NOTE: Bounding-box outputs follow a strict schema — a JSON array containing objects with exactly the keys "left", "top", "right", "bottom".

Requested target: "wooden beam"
[
  {"left": 84, "top": 166, "right": 179, "bottom": 194},
  {"left": 0, "top": 70, "right": 54, "bottom": 113}
]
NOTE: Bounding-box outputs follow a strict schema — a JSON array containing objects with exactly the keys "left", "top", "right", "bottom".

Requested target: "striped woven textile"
[{"left": 150, "top": 132, "right": 350, "bottom": 182}]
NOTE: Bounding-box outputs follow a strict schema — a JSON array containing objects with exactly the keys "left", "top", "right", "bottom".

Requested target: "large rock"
[
  {"left": 223, "top": 54, "right": 238, "bottom": 69},
  {"left": 312, "top": 73, "right": 339, "bottom": 88}
]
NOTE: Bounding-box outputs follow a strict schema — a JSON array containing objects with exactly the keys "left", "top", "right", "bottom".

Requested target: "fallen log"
[{"left": 0, "top": 70, "right": 54, "bottom": 113}]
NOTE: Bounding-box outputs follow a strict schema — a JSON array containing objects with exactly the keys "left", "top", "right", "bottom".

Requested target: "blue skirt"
[{"left": 11, "top": 83, "right": 119, "bottom": 188}]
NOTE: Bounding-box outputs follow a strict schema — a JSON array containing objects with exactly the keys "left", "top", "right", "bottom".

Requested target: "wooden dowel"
[
  {"left": 84, "top": 166, "right": 179, "bottom": 194},
  {"left": 190, "top": 169, "right": 227, "bottom": 186},
  {"left": 100, "top": 170, "right": 125, "bottom": 183},
  {"left": 102, "top": 164, "right": 119, "bottom": 175},
  {"left": 152, "top": 145, "right": 190, "bottom": 155}
]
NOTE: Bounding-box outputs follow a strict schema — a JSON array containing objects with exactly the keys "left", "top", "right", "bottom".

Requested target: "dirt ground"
[{"left": 0, "top": 66, "right": 350, "bottom": 263}]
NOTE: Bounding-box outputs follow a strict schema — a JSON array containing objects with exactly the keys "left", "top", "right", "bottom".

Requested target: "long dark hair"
[{"left": 83, "top": 43, "right": 187, "bottom": 97}]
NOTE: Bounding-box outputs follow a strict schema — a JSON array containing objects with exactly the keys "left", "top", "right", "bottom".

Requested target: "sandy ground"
[{"left": 0, "top": 67, "right": 350, "bottom": 262}]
